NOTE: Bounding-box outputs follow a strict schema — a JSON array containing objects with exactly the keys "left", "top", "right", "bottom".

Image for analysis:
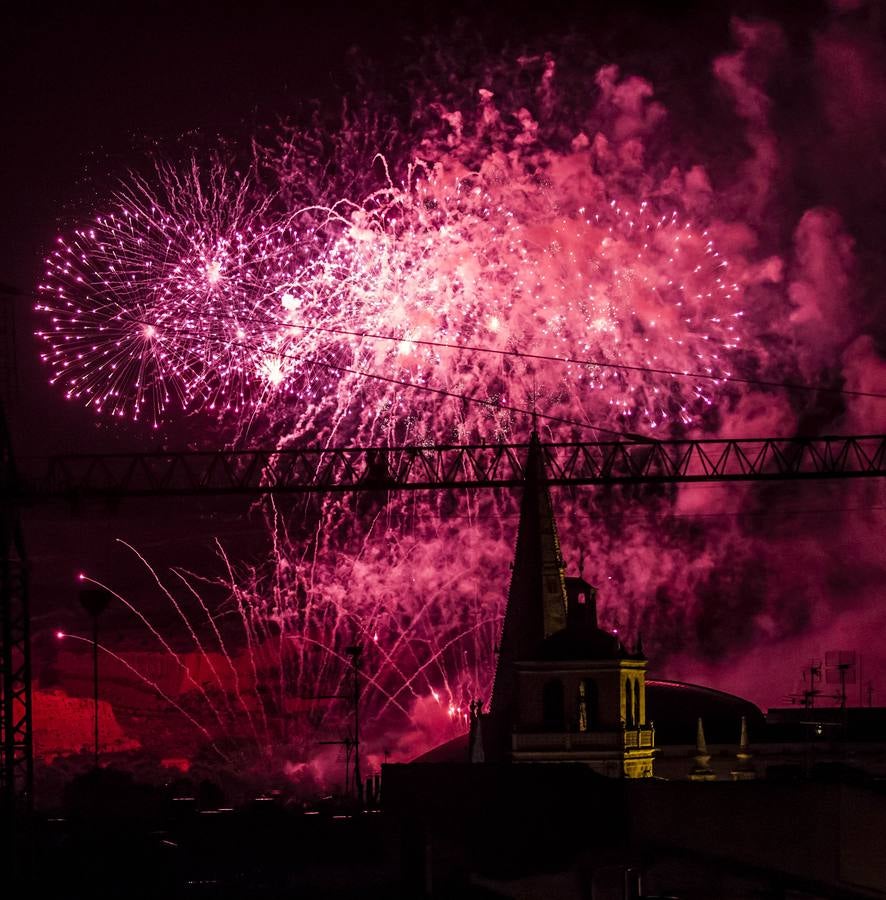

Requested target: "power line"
[
  {"left": 202, "top": 308, "right": 886, "bottom": 402},
  {"left": 141, "top": 322, "right": 655, "bottom": 443},
  {"left": 132, "top": 307, "right": 886, "bottom": 444},
  {"left": 132, "top": 305, "right": 886, "bottom": 446},
  {"left": 424, "top": 505, "right": 886, "bottom": 522},
  {"left": 279, "top": 320, "right": 886, "bottom": 401},
  {"left": 278, "top": 344, "right": 653, "bottom": 441}
]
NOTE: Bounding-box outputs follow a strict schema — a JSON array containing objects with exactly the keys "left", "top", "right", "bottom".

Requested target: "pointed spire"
[
  {"left": 490, "top": 432, "right": 568, "bottom": 724},
  {"left": 499, "top": 431, "right": 568, "bottom": 655},
  {"left": 696, "top": 717, "right": 708, "bottom": 756},
  {"left": 689, "top": 717, "right": 716, "bottom": 781},
  {"left": 731, "top": 715, "right": 756, "bottom": 780},
  {"left": 634, "top": 632, "right": 645, "bottom": 658},
  {"left": 527, "top": 430, "right": 568, "bottom": 639}
]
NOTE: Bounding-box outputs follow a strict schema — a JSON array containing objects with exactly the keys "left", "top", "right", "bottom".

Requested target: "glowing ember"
[{"left": 205, "top": 260, "right": 223, "bottom": 286}]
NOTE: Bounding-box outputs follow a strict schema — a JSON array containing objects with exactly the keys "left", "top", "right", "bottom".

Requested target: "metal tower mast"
[
  {"left": 0, "top": 287, "right": 32, "bottom": 818},
  {"left": 0, "top": 407, "right": 31, "bottom": 814}
]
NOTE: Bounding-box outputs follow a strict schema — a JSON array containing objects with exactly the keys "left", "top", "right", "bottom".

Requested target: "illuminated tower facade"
[{"left": 486, "top": 432, "right": 655, "bottom": 778}]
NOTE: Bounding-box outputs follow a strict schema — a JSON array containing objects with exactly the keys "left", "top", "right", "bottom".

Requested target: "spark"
[{"left": 205, "top": 260, "right": 222, "bottom": 286}]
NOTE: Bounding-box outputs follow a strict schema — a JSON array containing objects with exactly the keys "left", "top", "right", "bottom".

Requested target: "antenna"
[
  {"left": 793, "top": 659, "right": 822, "bottom": 709},
  {"left": 311, "top": 641, "right": 364, "bottom": 806},
  {"left": 825, "top": 651, "right": 857, "bottom": 710}
]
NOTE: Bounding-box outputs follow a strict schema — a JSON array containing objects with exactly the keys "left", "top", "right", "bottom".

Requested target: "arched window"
[
  {"left": 633, "top": 680, "right": 641, "bottom": 728},
  {"left": 542, "top": 679, "right": 565, "bottom": 730},
  {"left": 578, "top": 679, "right": 598, "bottom": 732},
  {"left": 625, "top": 680, "right": 634, "bottom": 728}
]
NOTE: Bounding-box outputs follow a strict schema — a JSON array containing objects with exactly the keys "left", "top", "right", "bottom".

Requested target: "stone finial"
[
  {"left": 689, "top": 717, "right": 716, "bottom": 781},
  {"left": 468, "top": 698, "right": 485, "bottom": 763},
  {"left": 731, "top": 715, "right": 756, "bottom": 781}
]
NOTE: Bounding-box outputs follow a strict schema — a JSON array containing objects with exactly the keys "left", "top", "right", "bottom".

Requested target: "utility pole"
[
  {"left": 346, "top": 645, "right": 363, "bottom": 807},
  {"left": 313, "top": 642, "right": 364, "bottom": 806},
  {"left": 79, "top": 589, "right": 110, "bottom": 769}
]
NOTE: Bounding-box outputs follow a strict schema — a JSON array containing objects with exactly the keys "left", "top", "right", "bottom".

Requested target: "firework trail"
[
  {"left": 34, "top": 58, "right": 755, "bottom": 770},
  {"left": 55, "top": 632, "right": 232, "bottom": 763}
]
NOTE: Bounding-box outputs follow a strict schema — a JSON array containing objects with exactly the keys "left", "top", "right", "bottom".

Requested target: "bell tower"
[{"left": 485, "top": 432, "right": 655, "bottom": 778}]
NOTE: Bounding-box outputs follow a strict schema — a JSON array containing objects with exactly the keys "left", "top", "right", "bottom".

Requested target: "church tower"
[{"left": 486, "top": 432, "right": 655, "bottom": 778}]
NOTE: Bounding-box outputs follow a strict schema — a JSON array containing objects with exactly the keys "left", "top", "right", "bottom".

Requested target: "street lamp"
[
  {"left": 79, "top": 588, "right": 111, "bottom": 769},
  {"left": 345, "top": 644, "right": 362, "bottom": 806}
]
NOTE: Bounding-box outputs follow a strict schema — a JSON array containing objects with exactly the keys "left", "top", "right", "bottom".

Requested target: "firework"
[
  {"left": 38, "top": 159, "right": 746, "bottom": 440},
  {"left": 35, "top": 158, "right": 307, "bottom": 425},
  {"left": 275, "top": 176, "right": 745, "bottom": 443}
]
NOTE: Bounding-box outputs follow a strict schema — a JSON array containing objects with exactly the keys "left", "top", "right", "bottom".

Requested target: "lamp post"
[
  {"left": 300, "top": 639, "right": 364, "bottom": 805},
  {"left": 345, "top": 645, "right": 362, "bottom": 806},
  {"left": 79, "top": 588, "right": 110, "bottom": 769}
]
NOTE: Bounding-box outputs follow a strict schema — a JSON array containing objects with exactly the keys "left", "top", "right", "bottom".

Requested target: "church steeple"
[
  {"left": 490, "top": 432, "right": 568, "bottom": 726},
  {"left": 483, "top": 431, "right": 654, "bottom": 777},
  {"left": 510, "top": 430, "right": 568, "bottom": 644}
]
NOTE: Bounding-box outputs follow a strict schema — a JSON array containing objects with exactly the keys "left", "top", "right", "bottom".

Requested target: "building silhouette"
[{"left": 482, "top": 431, "right": 655, "bottom": 777}]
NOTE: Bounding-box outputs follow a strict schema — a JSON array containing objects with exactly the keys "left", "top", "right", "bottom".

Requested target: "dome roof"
[{"left": 646, "top": 679, "right": 766, "bottom": 745}]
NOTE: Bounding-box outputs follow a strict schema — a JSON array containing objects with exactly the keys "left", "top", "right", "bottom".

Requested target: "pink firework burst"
[
  {"left": 36, "top": 152, "right": 747, "bottom": 441},
  {"left": 259, "top": 167, "right": 747, "bottom": 445},
  {"left": 35, "top": 158, "right": 305, "bottom": 425},
  {"left": 33, "top": 44, "right": 783, "bottom": 778}
]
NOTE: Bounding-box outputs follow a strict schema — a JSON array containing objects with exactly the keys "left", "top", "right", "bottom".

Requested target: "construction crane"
[{"left": 14, "top": 434, "right": 886, "bottom": 499}]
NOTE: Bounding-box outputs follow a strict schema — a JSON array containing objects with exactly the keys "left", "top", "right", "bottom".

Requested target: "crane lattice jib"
[{"left": 19, "top": 435, "right": 886, "bottom": 499}]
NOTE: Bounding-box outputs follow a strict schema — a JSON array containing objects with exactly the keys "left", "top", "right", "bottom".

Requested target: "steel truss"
[
  {"left": 23, "top": 434, "right": 886, "bottom": 499},
  {"left": 0, "top": 542, "right": 30, "bottom": 812},
  {"left": 1, "top": 409, "right": 31, "bottom": 816}
]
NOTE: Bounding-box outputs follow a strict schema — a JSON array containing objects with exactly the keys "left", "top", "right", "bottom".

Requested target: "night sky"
[{"left": 4, "top": 0, "right": 885, "bottom": 788}]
